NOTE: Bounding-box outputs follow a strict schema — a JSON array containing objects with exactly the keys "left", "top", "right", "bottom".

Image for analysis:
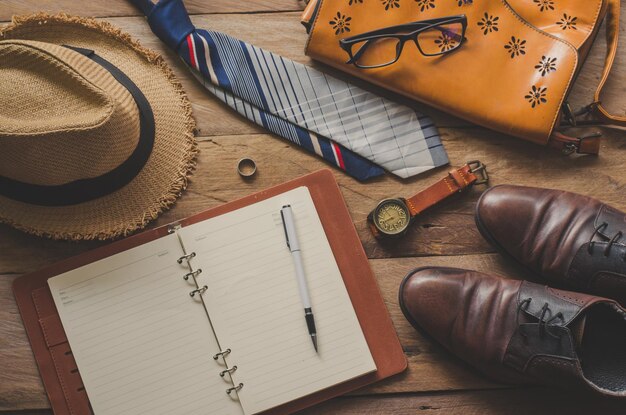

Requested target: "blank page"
[
  {"left": 48, "top": 234, "right": 244, "bottom": 415},
  {"left": 180, "top": 186, "right": 376, "bottom": 415}
]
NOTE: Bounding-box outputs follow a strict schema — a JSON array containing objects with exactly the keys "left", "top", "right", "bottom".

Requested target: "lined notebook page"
[
  {"left": 48, "top": 234, "right": 244, "bottom": 415},
  {"left": 180, "top": 186, "right": 376, "bottom": 415}
]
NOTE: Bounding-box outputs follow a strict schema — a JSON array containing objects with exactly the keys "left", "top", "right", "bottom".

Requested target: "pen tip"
[{"left": 312, "top": 335, "right": 318, "bottom": 353}]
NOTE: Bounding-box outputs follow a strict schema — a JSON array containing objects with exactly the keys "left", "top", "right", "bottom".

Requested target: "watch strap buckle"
[{"left": 467, "top": 160, "right": 489, "bottom": 185}]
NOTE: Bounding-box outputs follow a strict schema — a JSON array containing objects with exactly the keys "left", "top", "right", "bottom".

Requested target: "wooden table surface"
[{"left": 1, "top": 1, "right": 625, "bottom": 414}]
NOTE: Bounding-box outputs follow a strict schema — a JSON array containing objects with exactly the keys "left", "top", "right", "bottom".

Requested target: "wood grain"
[
  {"left": 300, "top": 388, "right": 626, "bottom": 415},
  {"left": 0, "top": 274, "right": 47, "bottom": 412},
  {"left": 9, "top": 387, "right": 626, "bottom": 415},
  {"left": 0, "top": 127, "right": 624, "bottom": 273},
  {"left": 0, "top": 0, "right": 303, "bottom": 22},
  {"left": 1, "top": 0, "right": 626, "bottom": 413}
]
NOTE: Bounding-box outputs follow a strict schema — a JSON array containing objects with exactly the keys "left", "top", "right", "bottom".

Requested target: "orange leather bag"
[{"left": 301, "top": 0, "right": 623, "bottom": 155}]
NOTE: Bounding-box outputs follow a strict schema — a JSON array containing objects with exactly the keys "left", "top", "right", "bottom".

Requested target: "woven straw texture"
[
  {"left": 0, "top": 14, "right": 197, "bottom": 240},
  {"left": 0, "top": 40, "right": 142, "bottom": 185}
]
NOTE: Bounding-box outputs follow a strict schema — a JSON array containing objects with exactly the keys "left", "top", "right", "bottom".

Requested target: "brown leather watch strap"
[{"left": 405, "top": 161, "right": 487, "bottom": 217}]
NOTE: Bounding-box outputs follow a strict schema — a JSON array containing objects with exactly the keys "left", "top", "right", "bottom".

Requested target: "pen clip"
[{"left": 280, "top": 206, "right": 291, "bottom": 250}]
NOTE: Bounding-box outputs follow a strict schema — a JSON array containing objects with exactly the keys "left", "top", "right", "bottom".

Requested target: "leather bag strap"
[
  {"left": 555, "top": 0, "right": 624, "bottom": 153},
  {"left": 404, "top": 162, "right": 486, "bottom": 217},
  {"left": 594, "top": 0, "right": 626, "bottom": 125},
  {"left": 549, "top": 131, "right": 602, "bottom": 155}
]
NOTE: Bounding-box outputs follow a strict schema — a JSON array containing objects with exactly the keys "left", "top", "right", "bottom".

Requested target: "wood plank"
[
  {"left": 299, "top": 388, "right": 626, "bottom": 415},
  {"left": 0, "top": 125, "right": 624, "bottom": 273},
  {"left": 0, "top": 412, "right": 49, "bottom": 415},
  {"left": 0, "top": 253, "right": 541, "bottom": 411},
  {"left": 0, "top": 0, "right": 303, "bottom": 22},
  {"left": 4, "top": 387, "right": 626, "bottom": 415},
  {"left": 0, "top": 273, "right": 48, "bottom": 412},
  {"left": 1, "top": 4, "right": 626, "bottom": 414},
  {"left": 5, "top": 387, "right": 626, "bottom": 415}
]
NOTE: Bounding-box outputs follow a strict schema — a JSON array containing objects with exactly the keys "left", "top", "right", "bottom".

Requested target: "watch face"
[{"left": 373, "top": 199, "right": 410, "bottom": 236}]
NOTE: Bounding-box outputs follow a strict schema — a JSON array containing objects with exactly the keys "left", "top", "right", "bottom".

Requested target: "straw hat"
[{"left": 0, "top": 14, "right": 197, "bottom": 240}]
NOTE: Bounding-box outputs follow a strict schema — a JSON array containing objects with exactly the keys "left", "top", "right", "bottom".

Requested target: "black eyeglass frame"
[{"left": 339, "top": 15, "right": 467, "bottom": 69}]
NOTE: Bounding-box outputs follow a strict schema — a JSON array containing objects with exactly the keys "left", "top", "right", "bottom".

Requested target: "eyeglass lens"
[
  {"left": 350, "top": 37, "right": 402, "bottom": 68},
  {"left": 417, "top": 22, "right": 464, "bottom": 56}
]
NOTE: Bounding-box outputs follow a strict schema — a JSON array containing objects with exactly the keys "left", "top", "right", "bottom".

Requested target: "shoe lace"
[
  {"left": 516, "top": 298, "right": 565, "bottom": 339},
  {"left": 588, "top": 222, "right": 625, "bottom": 261}
]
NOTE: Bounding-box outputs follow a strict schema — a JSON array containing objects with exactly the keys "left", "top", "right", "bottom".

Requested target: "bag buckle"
[
  {"left": 575, "top": 101, "right": 601, "bottom": 117},
  {"left": 467, "top": 160, "right": 489, "bottom": 185},
  {"left": 561, "top": 101, "right": 602, "bottom": 127},
  {"left": 562, "top": 131, "right": 602, "bottom": 155},
  {"left": 562, "top": 102, "right": 577, "bottom": 127}
]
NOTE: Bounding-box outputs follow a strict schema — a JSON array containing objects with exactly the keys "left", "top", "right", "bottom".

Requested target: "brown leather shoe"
[
  {"left": 399, "top": 267, "right": 626, "bottom": 397},
  {"left": 475, "top": 185, "right": 626, "bottom": 304}
]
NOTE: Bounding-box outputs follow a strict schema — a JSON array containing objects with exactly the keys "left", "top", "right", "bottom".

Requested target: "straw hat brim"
[{"left": 0, "top": 14, "right": 197, "bottom": 241}]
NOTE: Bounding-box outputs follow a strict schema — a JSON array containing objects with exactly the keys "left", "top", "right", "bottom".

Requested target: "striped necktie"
[{"left": 132, "top": 0, "right": 449, "bottom": 180}]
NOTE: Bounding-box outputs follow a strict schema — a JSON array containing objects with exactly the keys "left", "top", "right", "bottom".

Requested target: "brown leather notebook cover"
[{"left": 13, "top": 169, "right": 407, "bottom": 415}]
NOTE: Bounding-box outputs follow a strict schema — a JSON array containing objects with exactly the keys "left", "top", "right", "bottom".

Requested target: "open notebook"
[{"left": 47, "top": 186, "right": 376, "bottom": 415}]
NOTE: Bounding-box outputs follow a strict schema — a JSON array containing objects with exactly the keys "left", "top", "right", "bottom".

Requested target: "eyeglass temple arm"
[
  {"left": 340, "top": 15, "right": 465, "bottom": 44},
  {"left": 341, "top": 23, "right": 429, "bottom": 44}
]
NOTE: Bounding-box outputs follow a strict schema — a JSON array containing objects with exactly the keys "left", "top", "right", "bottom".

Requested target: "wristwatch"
[{"left": 367, "top": 161, "right": 489, "bottom": 240}]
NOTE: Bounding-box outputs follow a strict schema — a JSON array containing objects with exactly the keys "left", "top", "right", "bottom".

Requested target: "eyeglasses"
[{"left": 339, "top": 15, "right": 467, "bottom": 69}]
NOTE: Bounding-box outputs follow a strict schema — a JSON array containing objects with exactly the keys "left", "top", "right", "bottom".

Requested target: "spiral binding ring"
[
  {"left": 220, "top": 366, "right": 238, "bottom": 377},
  {"left": 177, "top": 252, "right": 196, "bottom": 264},
  {"left": 183, "top": 269, "right": 203, "bottom": 281},
  {"left": 189, "top": 285, "right": 208, "bottom": 297},
  {"left": 213, "top": 349, "right": 231, "bottom": 360},
  {"left": 226, "top": 383, "right": 243, "bottom": 395}
]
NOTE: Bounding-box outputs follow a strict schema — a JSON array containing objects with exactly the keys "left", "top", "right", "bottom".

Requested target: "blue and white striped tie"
[{"left": 133, "top": 0, "right": 449, "bottom": 180}]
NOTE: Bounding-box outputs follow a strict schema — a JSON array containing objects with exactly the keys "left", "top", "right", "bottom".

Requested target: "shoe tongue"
[{"left": 570, "top": 315, "right": 587, "bottom": 350}]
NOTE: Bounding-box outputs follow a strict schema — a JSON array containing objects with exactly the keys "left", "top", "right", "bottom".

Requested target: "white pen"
[{"left": 280, "top": 205, "right": 318, "bottom": 353}]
